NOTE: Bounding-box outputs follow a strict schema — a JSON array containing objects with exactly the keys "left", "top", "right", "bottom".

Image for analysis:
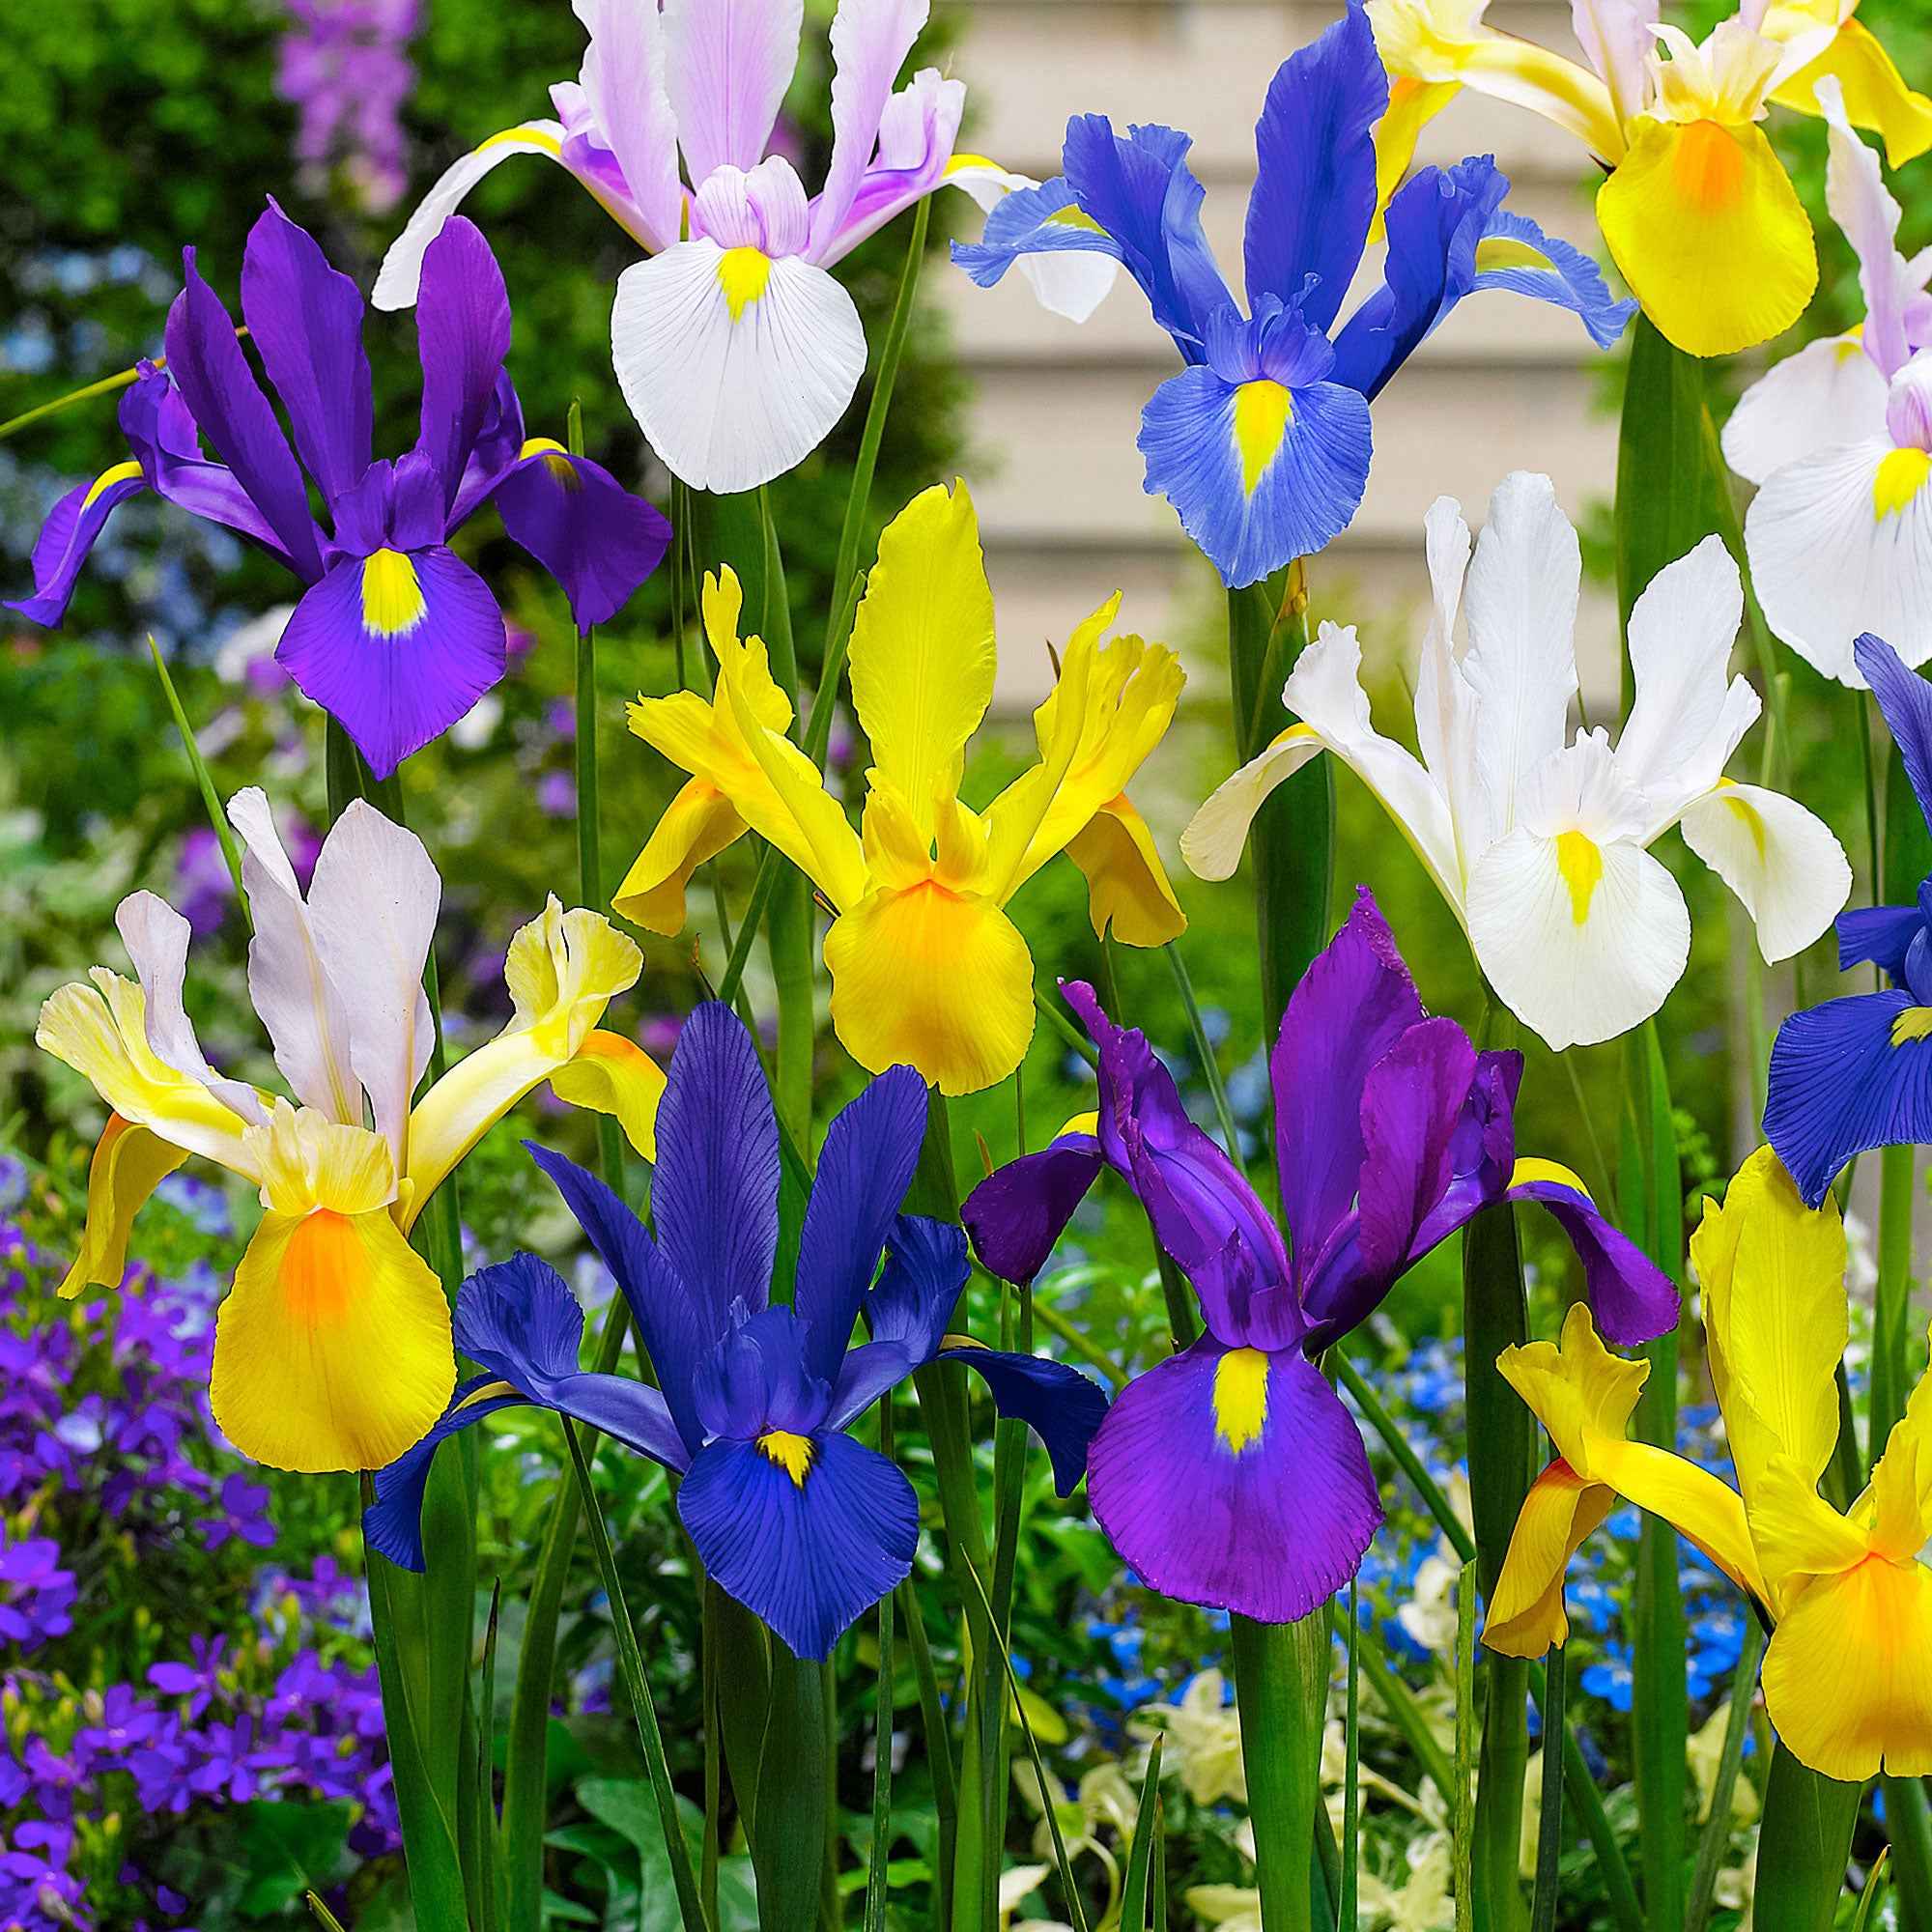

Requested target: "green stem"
[
  {"left": 1231, "top": 1612, "right": 1328, "bottom": 1932},
  {"left": 1339, "top": 1581, "right": 1359, "bottom": 1932},
  {"left": 148, "top": 638, "right": 248, "bottom": 927},
  {"left": 1527, "top": 1643, "right": 1565, "bottom": 1932},
  {"left": 1875, "top": 1143, "right": 1915, "bottom": 1463},
  {"left": 1454, "top": 1576, "right": 1477, "bottom": 1932},
  {"left": 1, "top": 361, "right": 149, "bottom": 441},
  {"left": 1685, "top": 1618, "right": 1768, "bottom": 1932},
  {"left": 561, "top": 1422, "right": 707, "bottom": 1932},
  {"left": 1166, "top": 941, "right": 1242, "bottom": 1161},
  {"left": 864, "top": 1405, "right": 898, "bottom": 1932}
]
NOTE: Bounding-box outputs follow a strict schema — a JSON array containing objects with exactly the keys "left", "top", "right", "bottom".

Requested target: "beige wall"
[{"left": 939, "top": 0, "right": 1625, "bottom": 704}]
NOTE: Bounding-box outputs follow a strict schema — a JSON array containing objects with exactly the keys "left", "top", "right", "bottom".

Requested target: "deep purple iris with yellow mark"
[
  {"left": 963, "top": 890, "right": 1678, "bottom": 1623},
  {"left": 9, "top": 201, "right": 670, "bottom": 779},
  {"left": 365, "top": 1003, "right": 1105, "bottom": 1661}
]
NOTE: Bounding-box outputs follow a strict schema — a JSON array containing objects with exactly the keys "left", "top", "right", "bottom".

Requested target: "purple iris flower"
[
  {"left": 952, "top": 0, "right": 1634, "bottom": 589},
  {"left": 1766, "top": 632, "right": 1932, "bottom": 1204},
  {"left": 366, "top": 1003, "right": 1106, "bottom": 1661},
  {"left": 8, "top": 200, "right": 671, "bottom": 779},
  {"left": 962, "top": 890, "right": 1677, "bottom": 1624}
]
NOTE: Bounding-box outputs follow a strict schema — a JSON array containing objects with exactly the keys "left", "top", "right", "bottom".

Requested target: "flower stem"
[{"left": 1231, "top": 1610, "right": 1328, "bottom": 1932}]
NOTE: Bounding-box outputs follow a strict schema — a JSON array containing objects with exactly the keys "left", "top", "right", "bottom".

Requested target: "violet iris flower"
[
  {"left": 8, "top": 201, "right": 670, "bottom": 780},
  {"left": 366, "top": 1003, "right": 1105, "bottom": 1660},
  {"left": 962, "top": 890, "right": 1677, "bottom": 1623},
  {"left": 951, "top": 0, "right": 1634, "bottom": 588},
  {"left": 1767, "top": 632, "right": 1932, "bottom": 1204}
]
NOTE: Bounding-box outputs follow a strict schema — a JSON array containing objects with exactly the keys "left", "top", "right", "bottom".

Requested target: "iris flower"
[
  {"left": 372, "top": 0, "right": 1083, "bottom": 495},
  {"left": 1486, "top": 1145, "right": 1932, "bottom": 1780},
  {"left": 8, "top": 202, "right": 668, "bottom": 780},
  {"left": 1181, "top": 471, "right": 1851, "bottom": 1051},
  {"left": 961, "top": 890, "right": 1676, "bottom": 1622},
  {"left": 614, "top": 479, "right": 1186, "bottom": 1095},
  {"left": 365, "top": 1003, "right": 1107, "bottom": 1661},
  {"left": 1368, "top": 0, "right": 1932, "bottom": 357},
  {"left": 1725, "top": 80, "right": 1932, "bottom": 681},
  {"left": 952, "top": 0, "right": 1632, "bottom": 588},
  {"left": 1767, "top": 633, "right": 1932, "bottom": 1203},
  {"left": 35, "top": 789, "right": 667, "bottom": 1473}
]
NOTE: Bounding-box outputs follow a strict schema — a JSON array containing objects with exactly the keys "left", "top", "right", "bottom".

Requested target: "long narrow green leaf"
[
  {"left": 754, "top": 1644, "right": 832, "bottom": 1932},
  {"left": 1231, "top": 1610, "right": 1328, "bottom": 1932},
  {"left": 957, "top": 1564, "right": 1091, "bottom": 1932},
  {"left": 1752, "top": 1746, "right": 1863, "bottom": 1932},
  {"left": 1527, "top": 1642, "right": 1565, "bottom": 1932},
  {"left": 1354, "top": 1624, "right": 1454, "bottom": 1808},
  {"left": 1623, "top": 1021, "right": 1688, "bottom": 1932},
  {"left": 1454, "top": 1572, "right": 1476, "bottom": 1932},
  {"left": 502, "top": 1297, "right": 630, "bottom": 1932},
  {"left": 148, "top": 637, "right": 248, "bottom": 923},
  {"left": 1853, "top": 1848, "right": 1893, "bottom": 1932},
  {"left": 864, "top": 1406, "right": 898, "bottom": 1932},
  {"left": 477, "top": 1581, "right": 502, "bottom": 1932},
  {"left": 561, "top": 1421, "right": 707, "bottom": 1932},
  {"left": 1526, "top": 1657, "right": 1644, "bottom": 1932},
  {"left": 1685, "top": 1618, "right": 1766, "bottom": 1932},
  {"left": 1335, "top": 1352, "right": 1474, "bottom": 1564},
  {"left": 897, "top": 1576, "right": 957, "bottom": 1925},
  {"left": 1338, "top": 1582, "right": 1359, "bottom": 1932},
  {"left": 1165, "top": 943, "right": 1242, "bottom": 1160},
  {"left": 1121, "top": 1737, "right": 1164, "bottom": 1932}
]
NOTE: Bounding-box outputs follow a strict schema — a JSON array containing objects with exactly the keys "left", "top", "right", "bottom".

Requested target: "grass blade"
[
  {"left": 561, "top": 1420, "right": 707, "bottom": 1932},
  {"left": 1121, "top": 1737, "right": 1164, "bottom": 1932},
  {"left": 1338, "top": 1581, "right": 1358, "bottom": 1932},
  {"left": 1685, "top": 1618, "right": 1766, "bottom": 1932},
  {"left": 864, "top": 1409, "right": 898, "bottom": 1932},
  {"left": 1454, "top": 1565, "right": 1476, "bottom": 1932},
  {"left": 148, "top": 637, "right": 247, "bottom": 926},
  {"left": 1528, "top": 1641, "right": 1566, "bottom": 1932}
]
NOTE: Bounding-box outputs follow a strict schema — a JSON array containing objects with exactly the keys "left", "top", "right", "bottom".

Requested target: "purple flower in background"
[
  {"left": 367, "top": 1003, "right": 1107, "bottom": 1659},
  {"left": 7, "top": 203, "right": 671, "bottom": 778},
  {"left": 536, "top": 769, "right": 576, "bottom": 817},
  {"left": 173, "top": 826, "right": 235, "bottom": 936},
  {"left": 0, "top": 1537, "right": 76, "bottom": 1652},
  {"left": 962, "top": 890, "right": 1678, "bottom": 1624},
  {"left": 277, "top": 0, "right": 420, "bottom": 214}
]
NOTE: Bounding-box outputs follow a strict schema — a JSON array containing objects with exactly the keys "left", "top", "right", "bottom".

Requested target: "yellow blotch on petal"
[
  {"left": 548, "top": 1029, "right": 666, "bottom": 1163},
  {"left": 1064, "top": 795, "right": 1186, "bottom": 947},
  {"left": 757, "top": 1429, "right": 815, "bottom": 1487},
  {"left": 57, "top": 1115, "right": 187, "bottom": 1301},
  {"left": 612, "top": 778, "right": 748, "bottom": 935},
  {"left": 1875, "top": 447, "right": 1932, "bottom": 522},
  {"left": 718, "top": 246, "right": 773, "bottom": 322},
  {"left": 1893, "top": 1007, "right": 1932, "bottom": 1047},
  {"left": 1597, "top": 117, "right": 1817, "bottom": 356},
  {"left": 1473, "top": 235, "right": 1554, "bottom": 274},
  {"left": 1211, "top": 1347, "right": 1270, "bottom": 1454},
  {"left": 360, "top": 549, "right": 428, "bottom": 639},
  {"left": 1484, "top": 1460, "right": 1616, "bottom": 1656},
  {"left": 1553, "top": 831, "right": 1603, "bottom": 924},
  {"left": 211, "top": 1202, "right": 454, "bottom": 1472},
  {"left": 1232, "top": 380, "right": 1293, "bottom": 497},
  {"left": 81, "top": 460, "right": 144, "bottom": 513},
  {"left": 1507, "top": 1155, "right": 1590, "bottom": 1197},
  {"left": 517, "top": 437, "right": 582, "bottom": 491},
  {"left": 1762, "top": 1553, "right": 1932, "bottom": 1780},
  {"left": 823, "top": 881, "right": 1036, "bottom": 1096}
]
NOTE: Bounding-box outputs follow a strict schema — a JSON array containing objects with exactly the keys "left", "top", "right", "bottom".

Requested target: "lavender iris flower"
[
  {"left": 962, "top": 890, "right": 1678, "bottom": 1624},
  {"left": 8, "top": 202, "right": 671, "bottom": 779},
  {"left": 367, "top": 1003, "right": 1106, "bottom": 1661}
]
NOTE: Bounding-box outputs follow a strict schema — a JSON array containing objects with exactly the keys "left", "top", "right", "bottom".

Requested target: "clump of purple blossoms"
[
  {"left": 0, "top": 1214, "right": 395, "bottom": 1928},
  {"left": 275, "top": 0, "right": 419, "bottom": 214}
]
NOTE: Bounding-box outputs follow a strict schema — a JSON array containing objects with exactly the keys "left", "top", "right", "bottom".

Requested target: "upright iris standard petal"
[
  {"left": 1086, "top": 1336, "right": 1382, "bottom": 1622},
  {"left": 413, "top": 216, "right": 514, "bottom": 515},
  {"left": 275, "top": 543, "right": 507, "bottom": 781},
  {"left": 164, "top": 250, "right": 325, "bottom": 580},
  {"left": 526, "top": 1144, "right": 713, "bottom": 1458},
  {"left": 1271, "top": 888, "right": 1424, "bottom": 1281},
  {"left": 239, "top": 200, "right": 374, "bottom": 504},
  {"left": 677, "top": 1430, "right": 920, "bottom": 1662},
  {"left": 794, "top": 1065, "right": 928, "bottom": 1382},
  {"left": 1860, "top": 629, "right": 1932, "bottom": 812},
  {"left": 648, "top": 1002, "right": 781, "bottom": 1332},
  {"left": 489, "top": 441, "right": 673, "bottom": 634},
  {"left": 1240, "top": 0, "right": 1382, "bottom": 329}
]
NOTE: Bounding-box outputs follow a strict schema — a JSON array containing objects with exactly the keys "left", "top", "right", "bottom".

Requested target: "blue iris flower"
[
  {"left": 1767, "top": 633, "right": 1932, "bottom": 1205},
  {"left": 365, "top": 1003, "right": 1107, "bottom": 1661},
  {"left": 952, "top": 0, "right": 1633, "bottom": 587}
]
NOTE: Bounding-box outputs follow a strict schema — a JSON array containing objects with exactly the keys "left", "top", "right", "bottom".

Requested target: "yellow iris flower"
[
  {"left": 38, "top": 793, "right": 666, "bottom": 1474},
  {"left": 1366, "top": 0, "right": 1932, "bottom": 356},
  {"left": 616, "top": 479, "right": 1186, "bottom": 1096},
  {"left": 1485, "top": 1145, "right": 1932, "bottom": 1781}
]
